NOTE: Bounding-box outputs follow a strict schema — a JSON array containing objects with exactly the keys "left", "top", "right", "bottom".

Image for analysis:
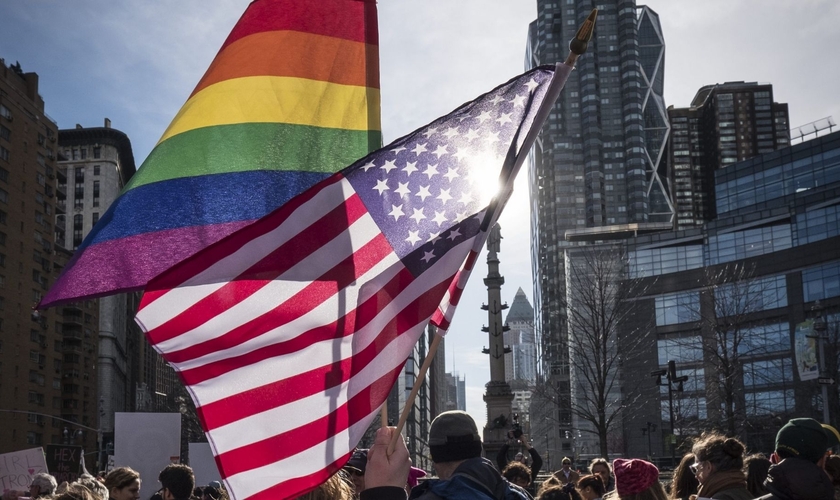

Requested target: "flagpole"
[{"left": 386, "top": 10, "right": 597, "bottom": 457}]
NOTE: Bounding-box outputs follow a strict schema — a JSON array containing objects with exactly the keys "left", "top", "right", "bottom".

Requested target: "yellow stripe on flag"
[{"left": 158, "top": 76, "right": 381, "bottom": 144}]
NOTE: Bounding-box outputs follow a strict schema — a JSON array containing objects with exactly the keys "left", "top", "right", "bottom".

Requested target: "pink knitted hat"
[{"left": 613, "top": 458, "right": 659, "bottom": 496}]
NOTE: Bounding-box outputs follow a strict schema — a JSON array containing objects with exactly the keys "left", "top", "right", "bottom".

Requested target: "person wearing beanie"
[
  {"left": 553, "top": 457, "right": 580, "bottom": 486},
  {"left": 611, "top": 459, "right": 667, "bottom": 500},
  {"left": 756, "top": 418, "right": 834, "bottom": 500},
  {"left": 407, "top": 411, "right": 529, "bottom": 500},
  {"left": 690, "top": 432, "right": 751, "bottom": 500}
]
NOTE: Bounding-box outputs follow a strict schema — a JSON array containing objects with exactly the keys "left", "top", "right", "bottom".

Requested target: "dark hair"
[
  {"left": 744, "top": 453, "right": 770, "bottom": 497},
  {"left": 669, "top": 453, "right": 699, "bottom": 500},
  {"left": 692, "top": 432, "right": 745, "bottom": 472},
  {"left": 537, "top": 482, "right": 582, "bottom": 500},
  {"left": 577, "top": 474, "right": 604, "bottom": 496},
  {"left": 503, "top": 461, "right": 531, "bottom": 485},
  {"left": 825, "top": 455, "right": 840, "bottom": 486},
  {"left": 159, "top": 464, "right": 196, "bottom": 500}
]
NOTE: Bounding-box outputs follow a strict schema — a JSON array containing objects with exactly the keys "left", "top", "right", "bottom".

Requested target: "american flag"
[{"left": 134, "top": 65, "right": 562, "bottom": 499}]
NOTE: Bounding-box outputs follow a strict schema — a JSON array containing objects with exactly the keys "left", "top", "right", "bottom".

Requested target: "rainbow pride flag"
[{"left": 42, "top": 0, "right": 381, "bottom": 307}]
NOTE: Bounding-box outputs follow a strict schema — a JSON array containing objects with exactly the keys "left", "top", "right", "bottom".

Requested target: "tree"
[
  {"left": 536, "top": 245, "right": 653, "bottom": 459},
  {"left": 693, "top": 262, "right": 786, "bottom": 437}
]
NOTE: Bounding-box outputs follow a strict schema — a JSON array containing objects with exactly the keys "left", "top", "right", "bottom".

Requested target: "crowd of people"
[
  {"left": 1, "top": 463, "right": 225, "bottom": 500},
  {"left": 336, "top": 412, "right": 840, "bottom": 500},
  {"left": 5, "top": 413, "right": 840, "bottom": 500}
]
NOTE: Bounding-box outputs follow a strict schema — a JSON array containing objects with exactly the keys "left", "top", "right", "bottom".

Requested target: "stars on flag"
[{"left": 345, "top": 71, "right": 552, "bottom": 272}]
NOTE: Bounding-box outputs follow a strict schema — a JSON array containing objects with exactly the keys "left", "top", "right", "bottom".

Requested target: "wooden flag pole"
[
  {"left": 387, "top": 333, "right": 442, "bottom": 455},
  {"left": 380, "top": 400, "right": 389, "bottom": 428}
]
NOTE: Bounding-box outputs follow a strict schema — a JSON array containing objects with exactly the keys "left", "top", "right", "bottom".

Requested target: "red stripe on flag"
[
  {"left": 144, "top": 191, "right": 366, "bottom": 345},
  {"left": 163, "top": 233, "right": 392, "bottom": 366},
  {"left": 195, "top": 276, "right": 453, "bottom": 430},
  {"left": 216, "top": 365, "right": 401, "bottom": 478},
  {"left": 221, "top": 0, "right": 379, "bottom": 51},
  {"left": 141, "top": 175, "right": 345, "bottom": 303}
]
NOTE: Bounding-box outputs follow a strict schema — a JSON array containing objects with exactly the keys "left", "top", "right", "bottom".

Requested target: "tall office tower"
[
  {"left": 504, "top": 288, "right": 537, "bottom": 384},
  {"left": 56, "top": 123, "right": 154, "bottom": 457},
  {"left": 527, "top": 1, "right": 669, "bottom": 459},
  {"left": 0, "top": 60, "right": 100, "bottom": 454},
  {"left": 668, "top": 82, "right": 790, "bottom": 230}
]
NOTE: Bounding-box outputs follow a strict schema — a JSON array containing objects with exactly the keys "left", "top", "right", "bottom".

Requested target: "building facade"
[
  {"left": 527, "top": 0, "right": 669, "bottom": 462},
  {"left": 504, "top": 288, "right": 537, "bottom": 385},
  {"left": 668, "top": 82, "right": 790, "bottom": 230},
  {"left": 0, "top": 59, "right": 101, "bottom": 455},
  {"left": 621, "top": 130, "right": 840, "bottom": 461}
]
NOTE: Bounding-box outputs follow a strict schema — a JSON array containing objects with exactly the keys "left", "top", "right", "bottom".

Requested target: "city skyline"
[{"left": 2, "top": 0, "right": 839, "bottom": 431}]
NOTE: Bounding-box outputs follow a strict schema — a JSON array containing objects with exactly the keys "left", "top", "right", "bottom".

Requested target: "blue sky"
[{"left": 2, "top": 0, "right": 839, "bottom": 430}]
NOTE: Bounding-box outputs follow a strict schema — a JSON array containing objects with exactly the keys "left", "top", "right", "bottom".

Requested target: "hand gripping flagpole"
[{"left": 386, "top": 9, "right": 598, "bottom": 456}]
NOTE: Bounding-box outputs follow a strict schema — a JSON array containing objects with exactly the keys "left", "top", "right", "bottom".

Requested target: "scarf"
[{"left": 696, "top": 469, "right": 747, "bottom": 498}]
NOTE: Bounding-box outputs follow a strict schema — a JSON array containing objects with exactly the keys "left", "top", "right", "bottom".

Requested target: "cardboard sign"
[
  {"left": 45, "top": 445, "right": 83, "bottom": 484},
  {"left": 113, "top": 413, "right": 181, "bottom": 491},
  {"left": 0, "top": 447, "right": 48, "bottom": 493},
  {"left": 188, "top": 443, "right": 221, "bottom": 486}
]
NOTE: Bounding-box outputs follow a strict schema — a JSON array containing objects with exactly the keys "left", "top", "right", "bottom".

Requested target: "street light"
[
  {"left": 640, "top": 421, "right": 656, "bottom": 460},
  {"left": 812, "top": 301, "right": 831, "bottom": 424},
  {"left": 652, "top": 360, "right": 688, "bottom": 467},
  {"left": 0, "top": 410, "right": 103, "bottom": 469}
]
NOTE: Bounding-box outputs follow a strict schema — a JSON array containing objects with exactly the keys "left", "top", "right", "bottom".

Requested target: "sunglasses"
[{"left": 689, "top": 462, "right": 702, "bottom": 475}]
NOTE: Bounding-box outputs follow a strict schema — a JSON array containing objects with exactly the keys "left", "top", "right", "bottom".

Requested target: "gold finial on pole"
[{"left": 565, "top": 8, "right": 598, "bottom": 67}]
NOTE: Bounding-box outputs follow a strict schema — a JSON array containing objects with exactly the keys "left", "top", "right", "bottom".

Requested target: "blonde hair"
[
  {"left": 294, "top": 473, "right": 354, "bottom": 500},
  {"left": 104, "top": 467, "right": 140, "bottom": 492}
]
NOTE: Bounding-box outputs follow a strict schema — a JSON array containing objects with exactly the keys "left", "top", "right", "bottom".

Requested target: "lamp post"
[
  {"left": 1, "top": 410, "right": 102, "bottom": 469},
  {"left": 652, "top": 360, "right": 688, "bottom": 467},
  {"left": 640, "top": 421, "right": 656, "bottom": 459},
  {"left": 813, "top": 302, "right": 831, "bottom": 424}
]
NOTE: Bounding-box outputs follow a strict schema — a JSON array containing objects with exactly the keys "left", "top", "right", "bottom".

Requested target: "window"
[
  {"left": 803, "top": 260, "right": 840, "bottom": 302},
  {"left": 93, "top": 165, "right": 100, "bottom": 175},
  {"left": 93, "top": 147, "right": 101, "bottom": 159},
  {"left": 0, "top": 125, "right": 10, "bottom": 141},
  {"left": 93, "top": 180, "right": 100, "bottom": 207},
  {"left": 73, "top": 214, "right": 84, "bottom": 249},
  {"left": 0, "top": 104, "right": 11, "bottom": 120},
  {"left": 655, "top": 291, "right": 701, "bottom": 326},
  {"left": 657, "top": 337, "right": 703, "bottom": 365},
  {"left": 74, "top": 167, "right": 84, "bottom": 208},
  {"left": 92, "top": 212, "right": 100, "bottom": 226},
  {"left": 0, "top": 146, "right": 9, "bottom": 162}
]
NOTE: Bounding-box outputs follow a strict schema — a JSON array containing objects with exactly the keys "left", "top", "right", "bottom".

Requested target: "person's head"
[
  {"left": 428, "top": 411, "right": 482, "bottom": 478},
  {"left": 295, "top": 473, "right": 354, "bottom": 500},
  {"left": 774, "top": 418, "right": 830, "bottom": 465},
  {"left": 343, "top": 448, "right": 368, "bottom": 495},
  {"left": 612, "top": 458, "right": 666, "bottom": 500},
  {"left": 825, "top": 455, "right": 840, "bottom": 486},
  {"left": 669, "top": 453, "right": 698, "bottom": 500},
  {"left": 577, "top": 474, "right": 604, "bottom": 500},
  {"left": 502, "top": 461, "right": 532, "bottom": 489},
  {"left": 104, "top": 467, "right": 141, "bottom": 500},
  {"left": 53, "top": 483, "right": 97, "bottom": 500},
  {"left": 537, "top": 475, "right": 562, "bottom": 497},
  {"left": 538, "top": 483, "right": 583, "bottom": 500},
  {"left": 202, "top": 481, "right": 226, "bottom": 500},
  {"left": 691, "top": 432, "right": 745, "bottom": 484},
  {"left": 589, "top": 458, "right": 611, "bottom": 488},
  {"left": 158, "top": 464, "right": 195, "bottom": 500},
  {"left": 77, "top": 474, "right": 108, "bottom": 500},
  {"left": 561, "top": 457, "right": 572, "bottom": 470},
  {"left": 743, "top": 453, "right": 770, "bottom": 498},
  {"left": 30, "top": 473, "right": 57, "bottom": 498}
]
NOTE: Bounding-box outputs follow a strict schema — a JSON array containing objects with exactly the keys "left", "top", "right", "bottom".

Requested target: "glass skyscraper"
[{"left": 527, "top": 0, "right": 670, "bottom": 459}]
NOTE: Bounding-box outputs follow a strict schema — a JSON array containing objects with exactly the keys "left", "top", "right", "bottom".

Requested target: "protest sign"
[
  {"left": 0, "top": 447, "right": 47, "bottom": 493},
  {"left": 45, "top": 445, "right": 83, "bottom": 484}
]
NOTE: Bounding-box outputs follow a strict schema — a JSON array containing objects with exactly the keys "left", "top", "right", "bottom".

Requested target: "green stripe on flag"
[{"left": 127, "top": 123, "right": 382, "bottom": 190}]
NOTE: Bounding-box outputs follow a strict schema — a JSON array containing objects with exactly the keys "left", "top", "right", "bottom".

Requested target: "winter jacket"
[
  {"left": 755, "top": 457, "right": 834, "bottom": 500},
  {"left": 408, "top": 457, "right": 530, "bottom": 500}
]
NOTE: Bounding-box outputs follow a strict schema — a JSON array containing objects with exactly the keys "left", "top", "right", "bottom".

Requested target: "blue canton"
[{"left": 345, "top": 67, "right": 554, "bottom": 276}]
